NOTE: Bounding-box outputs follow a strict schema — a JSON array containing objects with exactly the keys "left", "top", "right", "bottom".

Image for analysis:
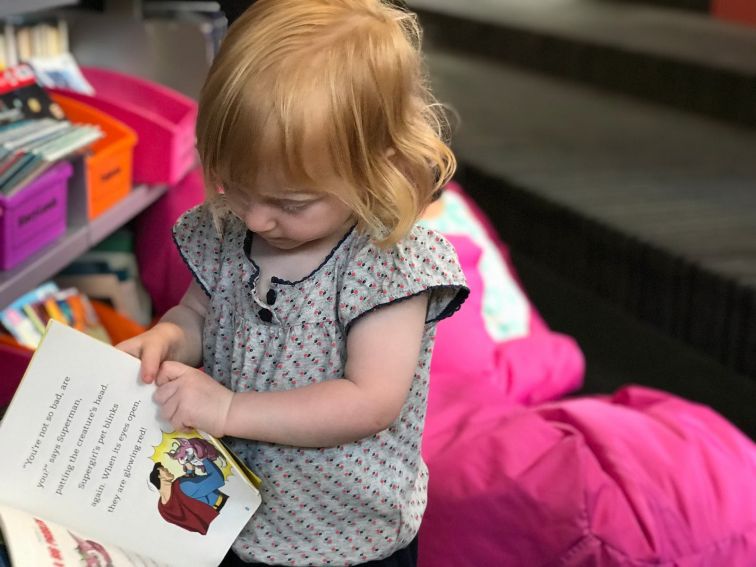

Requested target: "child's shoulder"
[
  {"left": 338, "top": 224, "right": 463, "bottom": 288},
  {"left": 173, "top": 202, "right": 213, "bottom": 236},
  {"left": 337, "top": 224, "right": 468, "bottom": 327},
  {"left": 171, "top": 203, "right": 248, "bottom": 295},
  {"left": 343, "top": 224, "right": 458, "bottom": 268},
  {"left": 173, "top": 203, "right": 244, "bottom": 243}
]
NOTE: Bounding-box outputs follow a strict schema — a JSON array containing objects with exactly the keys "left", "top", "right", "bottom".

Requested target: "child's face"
[{"left": 224, "top": 172, "right": 354, "bottom": 251}]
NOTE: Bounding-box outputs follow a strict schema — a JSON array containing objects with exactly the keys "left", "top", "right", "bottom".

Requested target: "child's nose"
[{"left": 245, "top": 206, "right": 276, "bottom": 233}]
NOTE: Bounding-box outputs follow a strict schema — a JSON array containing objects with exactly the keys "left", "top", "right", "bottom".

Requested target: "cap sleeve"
[
  {"left": 338, "top": 226, "right": 469, "bottom": 332},
  {"left": 172, "top": 204, "right": 223, "bottom": 296}
]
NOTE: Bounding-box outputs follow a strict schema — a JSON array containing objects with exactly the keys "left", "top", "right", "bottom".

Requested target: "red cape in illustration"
[{"left": 157, "top": 483, "right": 219, "bottom": 535}]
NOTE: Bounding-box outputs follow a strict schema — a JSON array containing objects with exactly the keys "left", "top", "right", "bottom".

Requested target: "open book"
[{"left": 0, "top": 321, "right": 261, "bottom": 567}]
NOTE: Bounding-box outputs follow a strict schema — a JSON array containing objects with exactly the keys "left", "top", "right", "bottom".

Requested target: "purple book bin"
[{"left": 0, "top": 161, "right": 72, "bottom": 271}]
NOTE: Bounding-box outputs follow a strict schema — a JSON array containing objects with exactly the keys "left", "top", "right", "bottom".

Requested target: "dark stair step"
[
  {"left": 512, "top": 250, "right": 756, "bottom": 438},
  {"left": 609, "top": 0, "right": 710, "bottom": 12},
  {"left": 425, "top": 48, "right": 756, "bottom": 378},
  {"left": 409, "top": 0, "right": 756, "bottom": 128}
]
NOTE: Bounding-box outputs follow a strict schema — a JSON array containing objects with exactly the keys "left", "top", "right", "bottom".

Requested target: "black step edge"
[{"left": 415, "top": 9, "right": 756, "bottom": 129}]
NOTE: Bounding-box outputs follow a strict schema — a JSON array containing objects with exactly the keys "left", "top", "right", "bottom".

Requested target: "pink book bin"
[{"left": 52, "top": 67, "right": 197, "bottom": 186}]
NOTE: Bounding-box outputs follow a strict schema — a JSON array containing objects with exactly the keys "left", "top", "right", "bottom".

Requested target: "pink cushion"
[
  {"left": 419, "top": 385, "right": 756, "bottom": 567},
  {"left": 432, "top": 233, "right": 584, "bottom": 407},
  {"left": 429, "top": 182, "right": 584, "bottom": 406}
]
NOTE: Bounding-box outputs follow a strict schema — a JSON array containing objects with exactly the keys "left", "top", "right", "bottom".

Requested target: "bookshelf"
[
  {"left": 0, "top": 183, "right": 167, "bottom": 308},
  {"left": 0, "top": 0, "right": 195, "bottom": 315},
  {"left": 0, "top": 0, "right": 78, "bottom": 19}
]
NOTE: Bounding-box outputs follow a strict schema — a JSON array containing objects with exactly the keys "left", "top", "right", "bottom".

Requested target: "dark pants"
[{"left": 220, "top": 537, "right": 418, "bottom": 567}]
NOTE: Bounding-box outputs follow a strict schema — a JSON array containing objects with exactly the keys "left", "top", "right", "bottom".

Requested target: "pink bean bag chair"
[
  {"left": 423, "top": 182, "right": 585, "bottom": 405},
  {"left": 419, "top": 384, "right": 756, "bottom": 566},
  {"left": 418, "top": 187, "right": 755, "bottom": 565}
]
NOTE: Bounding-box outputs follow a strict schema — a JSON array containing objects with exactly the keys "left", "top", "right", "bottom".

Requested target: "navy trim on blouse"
[
  {"left": 242, "top": 224, "right": 357, "bottom": 287},
  {"left": 343, "top": 284, "right": 470, "bottom": 334},
  {"left": 242, "top": 229, "right": 261, "bottom": 287},
  {"left": 172, "top": 229, "right": 213, "bottom": 298}
]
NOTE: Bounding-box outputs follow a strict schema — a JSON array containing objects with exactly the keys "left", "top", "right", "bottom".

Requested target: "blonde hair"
[{"left": 196, "top": 0, "right": 456, "bottom": 246}]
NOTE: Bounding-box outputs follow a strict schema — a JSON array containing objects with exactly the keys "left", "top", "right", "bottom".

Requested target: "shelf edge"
[
  {"left": 0, "top": 0, "right": 78, "bottom": 19},
  {"left": 0, "top": 184, "right": 168, "bottom": 310}
]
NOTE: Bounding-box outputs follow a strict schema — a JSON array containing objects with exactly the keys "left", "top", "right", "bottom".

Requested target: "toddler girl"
[{"left": 119, "top": 1, "right": 468, "bottom": 565}]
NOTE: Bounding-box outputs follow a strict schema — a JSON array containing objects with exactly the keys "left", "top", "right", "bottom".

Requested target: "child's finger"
[
  {"left": 115, "top": 337, "right": 141, "bottom": 357},
  {"left": 159, "top": 390, "right": 180, "bottom": 423},
  {"left": 141, "top": 343, "right": 168, "bottom": 384},
  {"left": 166, "top": 402, "right": 192, "bottom": 433},
  {"left": 154, "top": 360, "right": 184, "bottom": 386},
  {"left": 154, "top": 380, "right": 179, "bottom": 406}
]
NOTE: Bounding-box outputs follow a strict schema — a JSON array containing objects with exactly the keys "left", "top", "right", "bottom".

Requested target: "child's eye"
[{"left": 280, "top": 202, "right": 310, "bottom": 214}]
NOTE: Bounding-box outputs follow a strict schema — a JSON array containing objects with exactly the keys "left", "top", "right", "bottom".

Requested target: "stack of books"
[
  {"left": 0, "top": 64, "right": 102, "bottom": 198},
  {"left": 0, "top": 17, "right": 69, "bottom": 66},
  {"left": 0, "top": 281, "right": 110, "bottom": 349},
  {"left": 1, "top": 16, "right": 93, "bottom": 94}
]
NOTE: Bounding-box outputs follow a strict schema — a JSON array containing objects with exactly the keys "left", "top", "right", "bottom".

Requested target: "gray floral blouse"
[{"left": 173, "top": 204, "right": 468, "bottom": 566}]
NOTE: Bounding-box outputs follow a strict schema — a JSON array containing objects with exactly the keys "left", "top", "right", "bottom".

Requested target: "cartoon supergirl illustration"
[
  {"left": 149, "top": 436, "right": 229, "bottom": 535},
  {"left": 167, "top": 436, "right": 227, "bottom": 475}
]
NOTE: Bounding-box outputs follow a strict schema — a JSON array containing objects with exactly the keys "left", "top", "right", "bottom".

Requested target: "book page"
[
  {"left": 0, "top": 321, "right": 261, "bottom": 567},
  {"left": 0, "top": 504, "right": 163, "bottom": 567}
]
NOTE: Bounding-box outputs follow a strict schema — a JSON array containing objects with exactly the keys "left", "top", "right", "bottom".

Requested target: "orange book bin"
[{"left": 50, "top": 93, "right": 138, "bottom": 220}]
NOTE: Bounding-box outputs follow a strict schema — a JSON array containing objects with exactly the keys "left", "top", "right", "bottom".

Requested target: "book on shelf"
[
  {"left": 2, "top": 15, "right": 91, "bottom": 94},
  {"left": 1, "top": 16, "right": 71, "bottom": 69},
  {"left": 28, "top": 53, "right": 94, "bottom": 95},
  {"left": 0, "top": 282, "right": 58, "bottom": 348},
  {"left": 0, "top": 321, "right": 262, "bottom": 567},
  {"left": 0, "top": 120, "right": 102, "bottom": 197},
  {"left": 0, "top": 64, "right": 63, "bottom": 120},
  {"left": 55, "top": 272, "right": 149, "bottom": 330},
  {"left": 0, "top": 282, "right": 110, "bottom": 348},
  {"left": 0, "top": 64, "right": 102, "bottom": 196},
  {"left": 56, "top": 261, "right": 153, "bottom": 328},
  {"left": 50, "top": 288, "right": 110, "bottom": 344}
]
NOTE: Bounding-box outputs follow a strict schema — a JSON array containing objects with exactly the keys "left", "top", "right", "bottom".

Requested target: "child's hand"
[
  {"left": 116, "top": 323, "right": 181, "bottom": 384},
  {"left": 153, "top": 362, "right": 233, "bottom": 438}
]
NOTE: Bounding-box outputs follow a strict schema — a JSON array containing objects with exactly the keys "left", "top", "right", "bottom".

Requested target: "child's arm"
[
  {"left": 117, "top": 281, "right": 208, "bottom": 382},
  {"left": 153, "top": 293, "right": 428, "bottom": 446}
]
